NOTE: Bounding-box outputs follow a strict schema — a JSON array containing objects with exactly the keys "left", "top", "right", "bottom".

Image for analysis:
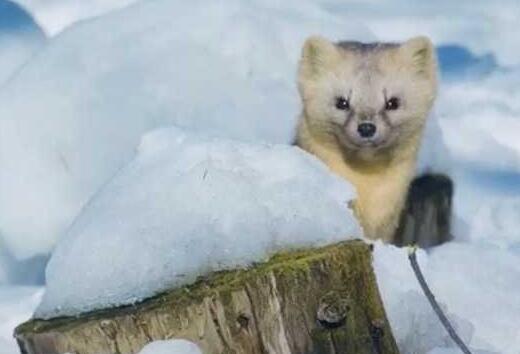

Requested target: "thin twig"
[{"left": 408, "top": 246, "right": 473, "bottom": 354}]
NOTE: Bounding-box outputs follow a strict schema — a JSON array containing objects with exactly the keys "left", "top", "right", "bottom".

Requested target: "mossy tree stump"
[{"left": 15, "top": 240, "right": 399, "bottom": 354}]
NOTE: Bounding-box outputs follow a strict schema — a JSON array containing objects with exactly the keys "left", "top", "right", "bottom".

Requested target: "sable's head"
[{"left": 298, "top": 36, "right": 437, "bottom": 159}]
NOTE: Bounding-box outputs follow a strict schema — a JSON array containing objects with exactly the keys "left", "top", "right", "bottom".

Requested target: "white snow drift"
[
  {"left": 0, "top": 0, "right": 372, "bottom": 261},
  {"left": 35, "top": 128, "right": 359, "bottom": 318}
]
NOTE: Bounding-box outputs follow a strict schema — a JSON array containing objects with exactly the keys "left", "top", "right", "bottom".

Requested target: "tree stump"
[{"left": 15, "top": 240, "right": 399, "bottom": 354}]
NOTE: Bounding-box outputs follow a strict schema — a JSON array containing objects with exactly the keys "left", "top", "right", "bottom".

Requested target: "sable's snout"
[{"left": 357, "top": 123, "right": 377, "bottom": 138}]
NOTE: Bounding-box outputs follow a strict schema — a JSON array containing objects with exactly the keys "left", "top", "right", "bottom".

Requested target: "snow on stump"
[{"left": 15, "top": 240, "right": 399, "bottom": 354}]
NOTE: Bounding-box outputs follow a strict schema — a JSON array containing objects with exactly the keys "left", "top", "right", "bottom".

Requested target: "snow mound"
[
  {"left": 137, "top": 340, "right": 201, "bottom": 354},
  {"left": 34, "top": 128, "right": 359, "bottom": 319},
  {"left": 374, "top": 242, "right": 520, "bottom": 354},
  {"left": 0, "top": 0, "right": 372, "bottom": 261}
]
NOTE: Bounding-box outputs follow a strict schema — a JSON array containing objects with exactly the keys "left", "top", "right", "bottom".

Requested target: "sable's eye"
[
  {"left": 335, "top": 96, "right": 350, "bottom": 110},
  {"left": 385, "top": 97, "right": 400, "bottom": 110}
]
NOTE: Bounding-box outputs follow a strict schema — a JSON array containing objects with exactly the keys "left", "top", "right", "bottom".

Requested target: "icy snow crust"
[{"left": 35, "top": 128, "right": 359, "bottom": 319}]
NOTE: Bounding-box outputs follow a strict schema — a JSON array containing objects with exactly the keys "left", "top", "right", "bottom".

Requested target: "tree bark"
[{"left": 15, "top": 240, "right": 399, "bottom": 354}]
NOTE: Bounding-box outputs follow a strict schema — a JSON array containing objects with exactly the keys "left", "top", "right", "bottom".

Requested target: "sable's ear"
[
  {"left": 299, "top": 36, "right": 341, "bottom": 81},
  {"left": 399, "top": 36, "right": 437, "bottom": 80}
]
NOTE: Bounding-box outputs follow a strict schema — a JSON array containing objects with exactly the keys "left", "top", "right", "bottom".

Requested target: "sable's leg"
[{"left": 393, "top": 174, "right": 453, "bottom": 248}]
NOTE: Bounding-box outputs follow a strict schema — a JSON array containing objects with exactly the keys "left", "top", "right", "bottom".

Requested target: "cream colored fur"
[{"left": 296, "top": 36, "right": 438, "bottom": 242}]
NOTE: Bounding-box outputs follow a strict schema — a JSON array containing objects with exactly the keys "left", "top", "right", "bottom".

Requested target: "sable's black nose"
[{"left": 357, "top": 123, "right": 377, "bottom": 138}]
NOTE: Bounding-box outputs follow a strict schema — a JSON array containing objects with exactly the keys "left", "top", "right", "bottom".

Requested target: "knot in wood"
[
  {"left": 99, "top": 319, "right": 117, "bottom": 339},
  {"left": 317, "top": 291, "right": 350, "bottom": 329},
  {"left": 370, "top": 318, "right": 385, "bottom": 338},
  {"left": 237, "top": 313, "right": 250, "bottom": 329},
  {"left": 370, "top": 318, "right": 385, "bottom": 354}
]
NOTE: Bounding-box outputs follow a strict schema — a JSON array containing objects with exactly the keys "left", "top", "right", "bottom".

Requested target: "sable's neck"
[{"left": 345, "top": 134, "right": 421, "bottom": 175}]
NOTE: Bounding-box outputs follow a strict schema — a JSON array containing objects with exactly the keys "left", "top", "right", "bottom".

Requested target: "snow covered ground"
[{"left": 0, "top": 1, "right": 519, "bottom": 354}]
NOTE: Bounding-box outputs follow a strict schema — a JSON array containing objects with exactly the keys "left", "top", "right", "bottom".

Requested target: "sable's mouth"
[
  {"left": 336, "top": 132, "right": 389, "bottom": 150},
  {"left": 351, "top": 141, "right": 391, "bottom": 153},
  {"left": 352, "top": 139, "right": 381, "bottom": 148}
]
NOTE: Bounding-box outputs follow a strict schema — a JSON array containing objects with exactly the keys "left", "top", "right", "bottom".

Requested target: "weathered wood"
[
  {"left": 394, "top": 173, "right": 453, "bottom": 248},
  {"left": 15, "top": 240, "right": 399, "bottom": 354}
]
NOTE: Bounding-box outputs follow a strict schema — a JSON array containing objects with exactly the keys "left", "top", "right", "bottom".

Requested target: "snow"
[
  {"left": 34, "top": 128, "right": 359, "bottom": 318},
  {"left": 0, "top": 0, "right": 45, "bottom": 85},
  {"left": 317, "top": 0, "right": 520, "bottom": 67},
  {"left": 12, "top": 0, "right": 520, "bottom": 67},
  {"left": 0, "top": 287, "right": 43, "bottom": 354},
  {"left": 437, "top": 68, "right": 520, "bottom": 174},
  {"left": 0, "top": 0, "right": 372, "bottom": 261},
  {"left": 374, "top": 242, "right": 520, "bottom": 354},
  {"left": 0, "top": 0, "right": 519, "bottom": 354},
  {"left": 0, "top": 243, "right": 47, "bottom": 285},
  {"left": 137, "top": 340, "right": 202, "bottom": 354},
  {"left": 11, "top": 0, "right": 138, "bottom": 36},
  {"left": 0, "top": 0, "right": 516, "bottom": 265}
]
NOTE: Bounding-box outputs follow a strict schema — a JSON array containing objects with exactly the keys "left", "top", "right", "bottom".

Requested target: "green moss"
[
  {"left": 15, "top": 239, "right": 368, "bottom": 336},
  {"left": 309, "top": 327, "right": 334, "bottom": 353}
]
